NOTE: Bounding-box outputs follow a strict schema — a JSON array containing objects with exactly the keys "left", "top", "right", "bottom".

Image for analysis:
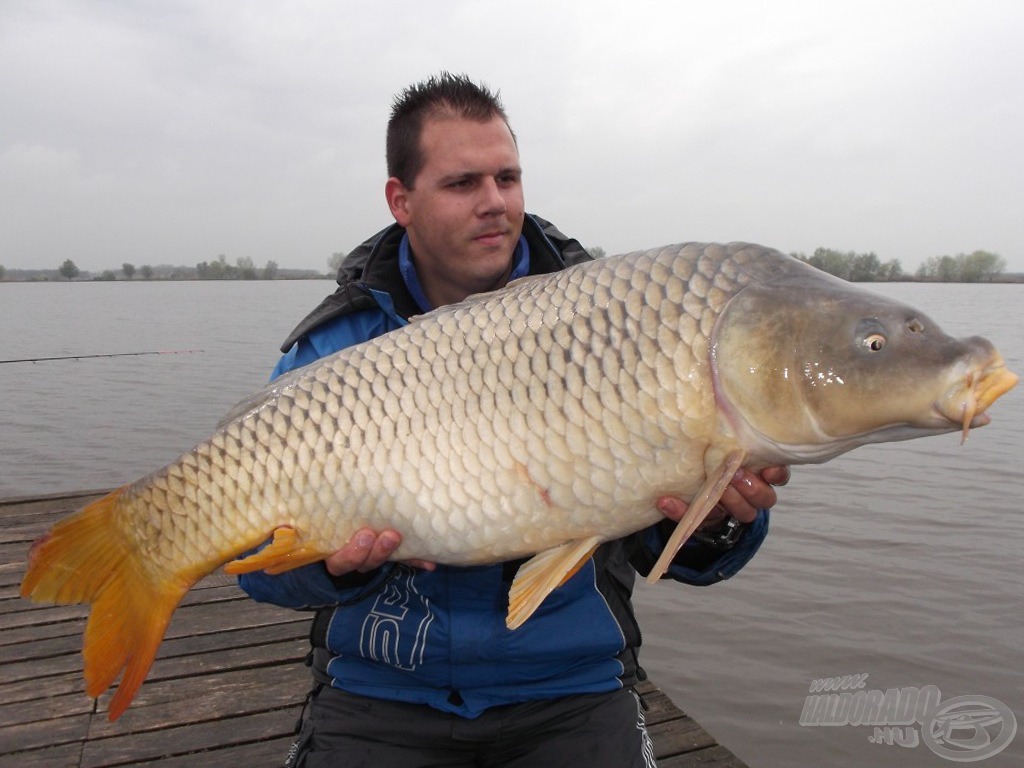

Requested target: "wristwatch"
[{"left": 691, "top": 516, "right": 747, "bottom": 551}]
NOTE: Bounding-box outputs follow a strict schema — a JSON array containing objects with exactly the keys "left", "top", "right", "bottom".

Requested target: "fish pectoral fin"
[
  {"left": 223, "top": 527, "right": 328, "bottom": 576},
  {"left": 646, "top": 450, "right": 746, "bottom": 584},
  {"left": 506, "top": 536, "right": 603, "bottom": 631}
]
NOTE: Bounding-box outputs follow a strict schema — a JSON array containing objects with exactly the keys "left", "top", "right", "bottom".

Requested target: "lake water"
[{"left": 2, "top": 279, "right": 1021, "bottom": 767}]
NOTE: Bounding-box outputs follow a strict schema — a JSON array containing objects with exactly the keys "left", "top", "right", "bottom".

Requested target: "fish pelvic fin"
[
  {"left": 646, "top": 450, "right": 746, "bottom": 584},
  {"left": 223, "top": 526, "right": 330, "bottom": 576},
  {"left": 20, "top": 487, "right": 196, "bottom": 721},
  {"left": 506, "top": 535, "right": 603, "bottom": 630}
]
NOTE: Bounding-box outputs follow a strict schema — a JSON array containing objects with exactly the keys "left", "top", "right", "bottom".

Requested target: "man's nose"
[{"left": 477, "top": 177, "right": 507, "bottom": 215}]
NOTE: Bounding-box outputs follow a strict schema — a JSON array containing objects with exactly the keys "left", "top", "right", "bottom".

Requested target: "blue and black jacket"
[{"left": 238, "top": 214, "right": 769, "bottom": 718}]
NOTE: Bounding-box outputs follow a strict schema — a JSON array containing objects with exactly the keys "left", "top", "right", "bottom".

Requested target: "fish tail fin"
[{"left": 20, "top": 488, "right": 192, "bottom": 721}]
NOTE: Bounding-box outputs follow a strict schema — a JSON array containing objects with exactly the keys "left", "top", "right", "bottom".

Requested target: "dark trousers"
[{"left": 287, "top": 686, "right": 657, "bottom": 768}]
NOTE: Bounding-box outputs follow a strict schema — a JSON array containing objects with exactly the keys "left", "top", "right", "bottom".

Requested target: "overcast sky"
[{"left": 2, "top": 0, "right": 1022, "bottom": 274}]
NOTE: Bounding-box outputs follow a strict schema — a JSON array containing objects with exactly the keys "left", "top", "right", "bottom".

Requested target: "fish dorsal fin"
[
  {"left": 507, "top": 535, "right": 603, "bottom": 630},
  {"left": 646, "top": 450, "right": 746, "bottom": 583}
]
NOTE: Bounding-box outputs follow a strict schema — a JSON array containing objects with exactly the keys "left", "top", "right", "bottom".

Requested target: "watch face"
[{"left": 694, "top": 517, "right": 745, "bottom": 550}]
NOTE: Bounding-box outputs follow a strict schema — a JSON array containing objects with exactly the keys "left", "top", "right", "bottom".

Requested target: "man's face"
[{"left": 385, "top": 115, "right": 525, "bottom": 307}]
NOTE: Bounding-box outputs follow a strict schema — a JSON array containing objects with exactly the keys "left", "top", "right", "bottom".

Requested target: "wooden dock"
[{"left": 1, "top": 491, "right": 749, "bottom": 767}]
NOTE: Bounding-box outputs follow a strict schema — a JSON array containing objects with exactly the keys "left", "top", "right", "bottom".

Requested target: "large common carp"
[{"left": 22, "top": 242, "right": 1017, "bottom": 720}]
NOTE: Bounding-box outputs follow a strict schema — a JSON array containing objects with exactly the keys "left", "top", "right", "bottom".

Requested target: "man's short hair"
[{"left": 386, "top": 72, "right": 514, "bottom": 188}]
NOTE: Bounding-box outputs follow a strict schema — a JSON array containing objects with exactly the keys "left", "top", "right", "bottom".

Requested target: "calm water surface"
[{"left": 1, "top": 279, "right": 1021, "bottom": 767}]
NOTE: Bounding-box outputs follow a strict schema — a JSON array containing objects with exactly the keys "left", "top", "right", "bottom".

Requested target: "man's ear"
[{"left": 385, "top": 177, "right": 412, "bottom": 227}]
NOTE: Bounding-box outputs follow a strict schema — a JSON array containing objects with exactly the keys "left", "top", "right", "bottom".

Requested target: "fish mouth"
[{"left": 936, "top": 356, "right": 1018, "bottom": 442}]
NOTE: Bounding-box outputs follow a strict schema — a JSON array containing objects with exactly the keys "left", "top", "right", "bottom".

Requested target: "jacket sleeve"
[
  {"left": 239, "top": 560, "right": 398, "bottom": 610},
  {"left": 636, "top": 509, "right": 770, "bottom": 586}
]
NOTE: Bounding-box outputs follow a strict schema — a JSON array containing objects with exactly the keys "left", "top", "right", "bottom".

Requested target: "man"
[{"left": 240, "top": 73, "right": 787, "bottom": 768}]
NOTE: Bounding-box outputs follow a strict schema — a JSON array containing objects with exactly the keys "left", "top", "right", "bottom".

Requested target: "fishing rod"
[{"left": 0, "top": 350, "right": 204, "bottom": 364}]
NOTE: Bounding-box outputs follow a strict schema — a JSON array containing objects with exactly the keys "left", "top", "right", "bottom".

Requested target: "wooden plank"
[
  {"left": 0, "top": 489, "right": 108, "bottom": 510},
  {"left": 1, "top": 674, "right": 304, "bottom": 762},
  {"left": 639, "top": 678, "right": 691, "bottom": 724},
  {"left": 0, "top": 615, "right": 88, "bottom": 648},
  {"left": 81, "top": 710, "right": 297, "bottom": 768},
  {"left": 0, "top": 660, "right": 94, "bottom": 718},
  {"left": 658, "top": 744, "right": 750, "bottom": 768},
  {"left": 1, "top": 741, "right": 88, "bottom": 768},
  {"left": 0, "top": 604, "right": 90, "bottom": 633},
  {"left": 0, "top": 698, "right": 94, "bottom": 752},
  {"left": 0, "top": 544, "right": 34, "bottom": 569},
  {"left": 638, "top": 684, "right": 744, "bottom": 765},
  {"left": 107, "top": 736, "right": 295, "bottom": 768},
  {"left": 1, "top": 635, "right": 307, "bottom": 725},
  {"left": 648, "top": 714, "right": 718, "bottom": 756},
  {"left": 0, "top": 525, "right": 43, "bottom": 546},
  {"left": 0, "top": 621, "right": 308, "bottom": 706},
  {"left": 91, "top": 662, "right": 306, "bottom": 729}
]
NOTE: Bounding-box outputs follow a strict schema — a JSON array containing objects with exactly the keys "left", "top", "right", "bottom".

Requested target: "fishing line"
[{"left": 0, "top": 350, "right": 204, "bottom": 364}]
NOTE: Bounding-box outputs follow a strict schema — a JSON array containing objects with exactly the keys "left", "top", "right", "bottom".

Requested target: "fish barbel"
[{"left": 21, "top": 242, "right": 1017, "bottom": 720}]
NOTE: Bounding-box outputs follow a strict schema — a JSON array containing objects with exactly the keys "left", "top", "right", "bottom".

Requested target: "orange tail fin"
[{"left": 20, "top": 488, "right": 194, "bottom": 721}]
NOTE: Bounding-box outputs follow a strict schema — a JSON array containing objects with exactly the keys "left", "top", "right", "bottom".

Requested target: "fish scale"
[{"left": 20, "top": 241, "right": 1017, "bottom": 720}]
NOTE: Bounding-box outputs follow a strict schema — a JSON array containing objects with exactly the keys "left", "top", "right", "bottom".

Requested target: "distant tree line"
[
  {"left": 7, "top": 256, "right": 297, "bottom": 281},
  {"left": 914, "top": 251, "right": 1006, "bottom": 282},
  {"left": 194, "top": 255, "right": 279, "bottom": 280},
  {"left": 791, "top": 247, "right": 1009, "bottom": 282},
  {"left": 0, "top": 246, "right": 1012, "bottom": 283},
  {"left": 791, "top": 248, "right": 904, "bottom": 281}
]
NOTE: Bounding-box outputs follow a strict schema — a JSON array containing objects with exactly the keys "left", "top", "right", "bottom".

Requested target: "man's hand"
[
  {"left": 657, "top": 466, "right": 790, "bottom": 528},
  {"left": 324, "top": 528, "right": 436, "bottom": 577}
]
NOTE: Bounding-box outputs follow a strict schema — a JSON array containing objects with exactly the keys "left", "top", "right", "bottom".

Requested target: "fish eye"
[
  {"left": 853, "top": 318, "right": 890, "bottom": 354},
  {"left": 863, "top": 333, "right": 886, "bottom": 352}
]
